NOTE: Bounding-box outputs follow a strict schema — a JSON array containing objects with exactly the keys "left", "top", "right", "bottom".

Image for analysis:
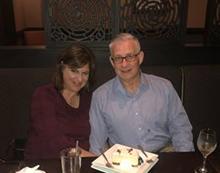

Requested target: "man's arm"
[
  {"left": 167, "top": 83, "right": 195, "bottom": 152},
  {"left": 89, "top": 92, "right": 108, "bottom": 155}
]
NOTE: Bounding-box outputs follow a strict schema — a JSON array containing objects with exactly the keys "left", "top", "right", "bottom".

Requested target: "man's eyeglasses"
[{"left": 110, "top": 51, "right": 141, "bottom": 64}]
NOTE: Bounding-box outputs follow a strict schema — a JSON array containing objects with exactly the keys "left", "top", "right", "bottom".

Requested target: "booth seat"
[{"left": 0, "top": 65, "right": 219, "bottom": 160}]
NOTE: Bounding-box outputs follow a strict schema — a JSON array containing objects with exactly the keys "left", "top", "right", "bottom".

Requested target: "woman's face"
[{"left": 62, "top": 63, "right": 90, "bottom": 94}]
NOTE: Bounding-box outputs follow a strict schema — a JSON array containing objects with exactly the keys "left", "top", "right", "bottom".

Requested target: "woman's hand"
[{"left": 80, "top": 148, "right": 96, "bottom": 157}]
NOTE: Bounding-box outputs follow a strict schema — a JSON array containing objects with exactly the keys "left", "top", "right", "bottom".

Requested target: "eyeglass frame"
[{"left": 110, "top": 51, "right": 141, "bottom": 64}]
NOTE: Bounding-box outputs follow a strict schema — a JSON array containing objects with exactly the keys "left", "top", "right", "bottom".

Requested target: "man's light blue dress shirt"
[{"left": 89, "top": 72, "right": 194, "bottom": 155}]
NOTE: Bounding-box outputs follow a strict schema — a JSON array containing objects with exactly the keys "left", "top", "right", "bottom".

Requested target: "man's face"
[{"left": 110, "top": 39, "right": 144, "bottom": 84}]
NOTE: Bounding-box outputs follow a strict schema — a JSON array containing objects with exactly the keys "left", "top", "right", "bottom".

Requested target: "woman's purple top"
[{"left": 24, "top": 84, "right": 91, "bottom": 160}]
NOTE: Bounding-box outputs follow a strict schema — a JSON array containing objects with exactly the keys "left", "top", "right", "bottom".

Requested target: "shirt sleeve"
[
  {"left": 25, "top": 86, "right": 74, "bottom": 159},
  {"left": 167, "top": 82, "right": 195, "bottom": 151},
  {"left": 89, "top": 91, "right": 108, "bottom": 155}
]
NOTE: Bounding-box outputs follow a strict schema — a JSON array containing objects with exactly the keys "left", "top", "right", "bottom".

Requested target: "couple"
[{"left": 25, "top": 33, "right": 194, "bottom": 160}]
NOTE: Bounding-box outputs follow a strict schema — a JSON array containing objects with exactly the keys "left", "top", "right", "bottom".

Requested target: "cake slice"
[{"left": 112, "top": 147, "right": 139, "bottom": 167}]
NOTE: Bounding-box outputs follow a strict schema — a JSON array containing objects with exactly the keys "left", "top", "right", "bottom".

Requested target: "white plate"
[{"left": 91, "top": 144, "right": 159, "bottom": 173}]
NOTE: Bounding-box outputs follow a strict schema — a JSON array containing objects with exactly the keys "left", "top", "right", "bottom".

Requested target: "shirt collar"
[{"left": 113, "top": 71, "right": 149, "bottom": 97}]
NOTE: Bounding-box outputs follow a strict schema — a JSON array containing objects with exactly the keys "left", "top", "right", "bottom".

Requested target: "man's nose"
[{"left": 121, "top": 58, "right": 128, "bottom": 67}]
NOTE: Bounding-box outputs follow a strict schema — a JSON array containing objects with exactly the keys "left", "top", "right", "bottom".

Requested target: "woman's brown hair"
[{"left": 53, "top": 43, "right": 95, "bottom": 91}]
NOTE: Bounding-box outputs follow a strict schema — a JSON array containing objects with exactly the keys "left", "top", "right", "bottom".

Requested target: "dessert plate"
[{"left": 91, "top": 144, "right": 159, "bottom": 173}]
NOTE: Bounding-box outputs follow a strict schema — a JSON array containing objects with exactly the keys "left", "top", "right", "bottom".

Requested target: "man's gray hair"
[{"left": 109, "top": 33, "right": 141, "bottom": 53}]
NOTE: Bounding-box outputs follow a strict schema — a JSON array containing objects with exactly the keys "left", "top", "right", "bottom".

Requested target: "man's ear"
[
  {"left": 138, "top": 51, "right": 144, "bottom": 65},
  {"left": 109, "top": 57, "right": 115, "bottom": 67}
]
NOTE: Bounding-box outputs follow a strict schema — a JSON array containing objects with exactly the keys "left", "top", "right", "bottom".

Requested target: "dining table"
[{"left": 0, "top": 151, "right": 219, "bottom": 173}]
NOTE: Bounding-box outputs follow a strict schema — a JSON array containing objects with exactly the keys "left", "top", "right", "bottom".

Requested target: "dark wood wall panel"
[
  {"left": 205, "top": 0, "right": 220, "bottom": 46},
  {"left": 0, "top": 0, "right": 16, "bottom": 45},
  {"left": 0, "top": 46, "right": 219, "bottom": 68}
]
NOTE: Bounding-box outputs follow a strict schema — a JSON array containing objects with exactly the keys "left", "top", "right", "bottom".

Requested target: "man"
[{"left": 89, "top": 33, "right": 194, "bottom": 155}]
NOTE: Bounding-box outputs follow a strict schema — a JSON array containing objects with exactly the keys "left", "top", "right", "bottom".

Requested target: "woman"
[{"left": 24, "top": 43, "right": 95, "bottom": 159}]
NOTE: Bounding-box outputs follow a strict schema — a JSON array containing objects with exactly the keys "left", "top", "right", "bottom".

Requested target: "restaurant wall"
[
  {"left": 13, "top": 0, "right": 43, "bottom": 32},
  {"left": 187, "top": 0, "right": 208, "bottom": 28},
  {"left": 3, "top": 0, "right": 219, "bottom": 68},
  {"left": 13, "top": 0, "right": 207, "bottom": 31}
]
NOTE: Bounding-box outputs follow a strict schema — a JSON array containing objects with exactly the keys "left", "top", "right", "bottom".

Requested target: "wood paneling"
[{"left": 0, "top": 0, "right": 16, "bottom": 45}]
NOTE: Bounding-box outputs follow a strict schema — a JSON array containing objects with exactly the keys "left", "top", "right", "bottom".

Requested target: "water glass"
[{"left": 60, "top": 147, "right": 81, "bottom": 173}]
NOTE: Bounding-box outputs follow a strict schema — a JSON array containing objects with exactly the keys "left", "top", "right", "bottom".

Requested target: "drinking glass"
[
  {"left": 60, "top": 147, "right": 81, "bottom": 173},
  {"left": 195, "top": 128, "right": 217, "bottom": 173}
]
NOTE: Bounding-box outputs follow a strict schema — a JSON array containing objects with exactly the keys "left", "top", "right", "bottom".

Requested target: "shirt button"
[
  {"left": 135, "top": 112, "right": 138, "bottom": 115},
  {"left": 138, "top": 127, "right": 142, "bottom": 131}
]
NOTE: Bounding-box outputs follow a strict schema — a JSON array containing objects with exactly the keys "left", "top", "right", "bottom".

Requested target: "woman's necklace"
[
  {"left": 69, "top": 94, "right": 80, "bottom": 108},
  {"left": 62, "top": 90, "right": 80, "bottom": 108}
]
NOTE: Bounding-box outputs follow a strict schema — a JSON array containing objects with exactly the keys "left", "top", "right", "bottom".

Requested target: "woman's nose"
[{"left": 77, "top": 73, "right": 85, "bottom": 82}]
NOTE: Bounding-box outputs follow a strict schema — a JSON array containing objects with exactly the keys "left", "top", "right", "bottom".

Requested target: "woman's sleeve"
[{"left": 25, "top": 86, "right": 73, "bottom": 159}]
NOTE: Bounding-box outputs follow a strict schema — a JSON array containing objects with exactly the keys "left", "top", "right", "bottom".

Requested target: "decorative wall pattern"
[
  {"left": 44, "top": 0, "right": 187, "bottom": 47},
  {"left": 120, "top": 0, "right": 183, "bottom": 40},
  {"left": 47, "top": 0, "right": 112, "bottom": 42}
]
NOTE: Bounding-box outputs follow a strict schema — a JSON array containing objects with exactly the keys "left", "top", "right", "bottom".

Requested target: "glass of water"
[{"left": 60, "top": 147, "right": 81, "bottom": 173}]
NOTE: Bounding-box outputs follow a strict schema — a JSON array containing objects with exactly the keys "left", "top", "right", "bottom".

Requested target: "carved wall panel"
[
  {"left": 119, "top": 0, "right": 186, "bottom": 41},
  {"left": 45, "top": 0, "right": 112, "bottom": 45},
  {"left": 44, "top": 0, "right": 187, "bottom": 47}
]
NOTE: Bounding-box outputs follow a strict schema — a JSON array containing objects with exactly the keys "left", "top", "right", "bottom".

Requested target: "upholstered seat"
[{"left": 0, "top": 65, "right": 219, "bottom": 160}]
